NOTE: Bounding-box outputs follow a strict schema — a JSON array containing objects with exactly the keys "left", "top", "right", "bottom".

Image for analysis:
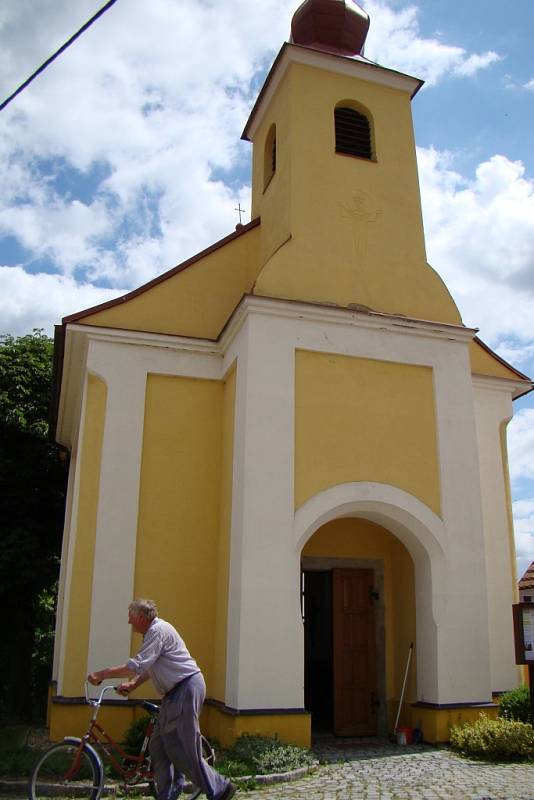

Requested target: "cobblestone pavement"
[{"left": 242, "top": 740, "right": 534, "bottom": 800}]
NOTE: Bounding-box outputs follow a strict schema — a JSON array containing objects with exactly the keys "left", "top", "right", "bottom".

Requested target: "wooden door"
[{"left": 333, "top": 568, "right": 377, "bottom": 736}]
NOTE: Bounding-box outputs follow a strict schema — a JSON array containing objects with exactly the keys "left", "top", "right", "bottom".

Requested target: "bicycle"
[{"left": 29, "top": 682, "right": 215, "bottom": 800}]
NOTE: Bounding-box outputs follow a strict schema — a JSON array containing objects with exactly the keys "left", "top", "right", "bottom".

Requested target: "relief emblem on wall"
[{"left": 340, "top": 192, "right": 382, "bottom": 265}]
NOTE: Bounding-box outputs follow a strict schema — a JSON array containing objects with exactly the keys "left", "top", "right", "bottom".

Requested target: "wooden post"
[{"left": 529, "top": 664, "right": 534, "bottom": 726}]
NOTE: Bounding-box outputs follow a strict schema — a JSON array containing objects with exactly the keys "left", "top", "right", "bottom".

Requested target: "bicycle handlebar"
[
  {"left": 84, "top": 680, "right": 124, "bottom": 706},
  {"left": 84, "top": 681, "right": 160, "bottom": 717}
]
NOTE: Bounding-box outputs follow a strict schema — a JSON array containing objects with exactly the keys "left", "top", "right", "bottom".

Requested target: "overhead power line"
[{"left": 0, "top": 0, "right": 119, "bottom": 112}]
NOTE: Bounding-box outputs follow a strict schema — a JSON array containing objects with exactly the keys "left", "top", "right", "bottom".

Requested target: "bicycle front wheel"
[{"left": 29, "top": 741, "right": 104, "bottom": 800}]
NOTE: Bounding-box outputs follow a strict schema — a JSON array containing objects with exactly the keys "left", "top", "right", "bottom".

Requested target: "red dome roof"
[{"left": 291, "top": 0, "right": 370, "bottom": 57}]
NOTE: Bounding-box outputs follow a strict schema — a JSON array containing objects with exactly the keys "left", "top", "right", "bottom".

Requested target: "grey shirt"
[{"left": 127, "top": 617, "right": 200, "bottom": 695}]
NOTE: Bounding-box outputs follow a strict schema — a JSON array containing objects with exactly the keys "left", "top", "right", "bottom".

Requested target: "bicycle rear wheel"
[{"left": 29, "top": 741, "right": 104, "bottom": 800}]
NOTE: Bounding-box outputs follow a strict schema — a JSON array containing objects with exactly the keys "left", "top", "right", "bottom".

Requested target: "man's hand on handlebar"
[
  {"left": 87, "top": 672, "right": 103, "bottom": 686},
  {"left": 117, "top": 680, "right": 136, "bottom": 695}
]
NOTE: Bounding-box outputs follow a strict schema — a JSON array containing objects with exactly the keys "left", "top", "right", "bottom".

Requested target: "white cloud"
[
  {"left": 524, "top": 78, "right": 534, "bottom": 92},
  {"left": 0, "top": 192, "right": 114, "bottom": 274},
  {"left": 364, "top": 1, "right": 501, "bottom": 85},
  {"left": 492, "top": 341, "right": 534, "bottom": 369},
  {"left": 512, "top": 498, "right": 534, "bottom": 579},
  {"left": 0, "top": 0, "right": 288, "bottom": 298},
  {"left": 0, "top": 0, "right": 531, "bottom": 578},
  {"left": 418, "top": 148, "right": 534, "bottom": 343},
  {"left": 0, "top": 0, "right": 508, "bottom": 335},
  {"left": 0, "top": 266, "right": 124, "bottom": 337},
  {"left": 453, "top": 51, "right": 502, "bottom": 77},
  {"left": 508, "top": 409, "right": 534, "bottom": 483}
]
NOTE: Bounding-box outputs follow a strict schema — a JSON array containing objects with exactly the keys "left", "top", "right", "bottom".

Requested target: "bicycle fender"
[
  {"left": 62, "top": 737, "right": 104, "bottom": 791},
  {"left": 64, "top": 737, "right": 101, "bottom": 762}
]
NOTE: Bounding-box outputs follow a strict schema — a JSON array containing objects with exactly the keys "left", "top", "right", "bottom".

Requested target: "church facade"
[{"left": 50, "top": 0, "right": 532, "bottom": 745}]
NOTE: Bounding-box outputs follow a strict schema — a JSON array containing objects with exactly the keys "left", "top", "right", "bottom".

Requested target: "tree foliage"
[
  {"left": 0, "top": 330, "right": 68, "bottom": 722},
  {"left": 0, "top": 331, "right": 54, "bottom": 435}
]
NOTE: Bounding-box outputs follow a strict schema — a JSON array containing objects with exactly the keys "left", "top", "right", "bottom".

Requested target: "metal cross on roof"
[{"left": 235, "top": 203, "right": 245, "bottom": 224}]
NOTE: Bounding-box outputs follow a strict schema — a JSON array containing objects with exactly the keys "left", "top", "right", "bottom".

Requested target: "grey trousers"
[{"left": 149, "top": 672, "right": 229, "bottom": 800}]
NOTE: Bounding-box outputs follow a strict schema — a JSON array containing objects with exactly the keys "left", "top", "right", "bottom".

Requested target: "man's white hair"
[{"left": 129, "top": 598, "right": 158, "bottom": 621}]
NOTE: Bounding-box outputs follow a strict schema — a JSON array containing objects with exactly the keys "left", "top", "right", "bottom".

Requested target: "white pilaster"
[
  {"left": 432, "top": 344, "right": 492, "bottom": 702},
  {"left": 473, "top": 379, "right": 518, "bottom": 691},
  {"left": 225, "top": 314, "right": 303, "bottom": 709},
  {"left": 86, "top": 339, "right": 148, "bottom": 675}
]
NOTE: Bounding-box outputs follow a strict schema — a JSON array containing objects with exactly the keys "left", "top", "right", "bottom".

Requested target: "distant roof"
[{"left": 519, "top": 561, "right": 534, "bottom": 591}]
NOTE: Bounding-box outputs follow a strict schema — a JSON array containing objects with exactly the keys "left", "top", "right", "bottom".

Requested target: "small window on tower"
[
  {"left": 264, "top": 124, "right": 277, "bottom": 190},
  {"left": 335, "top": 106, "right": 373, "bottom": 160}
]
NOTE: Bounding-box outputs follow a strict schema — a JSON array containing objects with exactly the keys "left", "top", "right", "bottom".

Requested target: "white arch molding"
[{"left": 294, "top": 481, "right": 449, "bottom": 704}]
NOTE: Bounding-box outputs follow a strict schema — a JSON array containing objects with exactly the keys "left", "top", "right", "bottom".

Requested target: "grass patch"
[
  {"left": 0, "top": 726, "right": 30, "bottom": 752},
  {"left": 0, "top": 726, "right": 35, "bottom": 778},
  {"left": 0, "top": 745, "right": 36, "bottom": 778}
]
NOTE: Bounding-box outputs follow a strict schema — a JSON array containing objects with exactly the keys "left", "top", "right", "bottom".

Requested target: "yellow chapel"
[{"left": 50, "top": 0, "right": 532, "bottom": 746}]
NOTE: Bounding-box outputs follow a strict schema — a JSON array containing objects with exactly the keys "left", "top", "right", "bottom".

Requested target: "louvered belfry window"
[
  {"left": 264, "top": 123, "right": 277, "bottom": 190},
  {"left": 335, "top": 106, "right": 373, "bottom": 160}
]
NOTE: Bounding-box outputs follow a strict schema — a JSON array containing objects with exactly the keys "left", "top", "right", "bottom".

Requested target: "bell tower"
[{"left": 243, "top": 0, "right": 461, "bottom": 325}]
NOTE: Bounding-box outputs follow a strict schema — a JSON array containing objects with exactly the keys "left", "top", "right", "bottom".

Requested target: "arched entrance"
[
  {"left": 294, "top": 482, "right": 447, "bottom": 737},
  {"left": 301, "top": 517, "right": 415, "bottom": 736}
]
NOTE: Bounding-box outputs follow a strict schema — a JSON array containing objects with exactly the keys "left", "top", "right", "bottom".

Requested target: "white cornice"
[
  {"left": 67, "top": 323, "right": 219, "bottom": 355},
  {"left": 221, "top": 295, "right": 478, "bottom": 350},
  {"left": 243, "top": 42, "right": 423, "bottom": 142},
  {"left": 56, "top": 324, "right": 220, "bottom": 447},
  {"left": 58, "top": 297, "right": 531, "bottom": 445},
  {"left": 64, "top": 296, "right": 479, "bottom": 365},
  {"left": 472, "top": 373, "right": 532, "bottom": 399}
]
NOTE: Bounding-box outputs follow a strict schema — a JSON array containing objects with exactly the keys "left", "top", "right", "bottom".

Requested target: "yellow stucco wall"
[
  {"left": 50, "top": 701, "right": 138, "bottom": 743},
  {"left": 410, "top": 705, "right": 498, "bottom": 744},
  {"left": 295, "top": 350, "right": 441, "bottom": 515},
  {"left": 131, "top": 374, "right": 224, "bottom": 696},
  {"left": 250, "top": 69, "right": 292, "bottom": 272},
  {"left": 62, "top": 374, "right": 107, "bottom": 695},
  {"left": 302, "top": 518, "right": 417, "bottom": 713},
  {"left": 500, "top": 421, "right": 520, "bottom": 596},
  {"left": 203, "top": 705, "right": 311, "bottom": 749},
  {"left": 251, "top": 60, "right": 462, "bottom": 326},
  {"left": 75, "top": 224, "right": 261, "bottom": 338},
  {"left": 470, "top": 339, "right": 526, "bottom": 381},
  {"left": 212, "top": 367, "right": 236, "bottom": 701}
]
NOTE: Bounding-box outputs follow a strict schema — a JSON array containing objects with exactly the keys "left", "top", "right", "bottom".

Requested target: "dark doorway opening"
[
  {"left": 303, "top": 566, "right": 379, "bottom": 736},
  {"left": 303, "top": 570, "right": 333, "bottom": 731}
]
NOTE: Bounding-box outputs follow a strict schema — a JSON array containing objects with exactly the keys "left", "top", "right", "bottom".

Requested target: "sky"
[{"left": 0, "top": 0, "right": 533, "bottom": 577}]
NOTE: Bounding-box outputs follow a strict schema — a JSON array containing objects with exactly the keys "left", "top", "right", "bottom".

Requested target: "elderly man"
[{"left": 88, "top": 598, "right": 236, "bottom": 800}]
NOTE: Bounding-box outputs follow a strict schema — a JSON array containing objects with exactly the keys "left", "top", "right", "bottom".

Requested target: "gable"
[
  {"left": 65, "top": 220, "right": 261, "bottom": 340},
  {"left": 470, "top": 337, "right": 531, "bottom": 384}
]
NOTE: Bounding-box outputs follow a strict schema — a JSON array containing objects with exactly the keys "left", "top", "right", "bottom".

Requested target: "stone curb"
[
  {"left": 2, "top": 763, "right": 319, "bottom": 796},
  {"left": 0, "top": 781, "right": 31, "bottom": 795},
  {"left": 228, "top": 760, "right": 319, "bottom": 786}
]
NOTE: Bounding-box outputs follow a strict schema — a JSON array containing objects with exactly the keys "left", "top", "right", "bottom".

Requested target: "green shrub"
[
  {"left": 121, "top": 722, "right": 315, "bottom": 777},
  {"left": 450, "top": 713, "right": 534, "bottom": 762},
  {"left": 216, "top": 759, "right": 252, "bottom": 777},
  {"left": 224, "top": 734, "right": 315, "bottom": 775},
  {"left": 252, "top": 741, "right": 315, "bottom": 774},
  {"left": 499, "top": 685, "right": 531, "bottom": 723},
  {"left": 123, "top": 713, "right": 151, "bottom": 755}
]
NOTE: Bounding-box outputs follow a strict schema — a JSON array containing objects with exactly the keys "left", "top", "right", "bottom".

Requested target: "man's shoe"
[{"left": 219, "top": 782, "right": 237, "bottom": 800}]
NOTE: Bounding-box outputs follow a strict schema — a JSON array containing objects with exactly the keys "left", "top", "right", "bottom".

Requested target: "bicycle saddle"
[{"left": 141, "top": 700, "right": 160, "bottom": 715}]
